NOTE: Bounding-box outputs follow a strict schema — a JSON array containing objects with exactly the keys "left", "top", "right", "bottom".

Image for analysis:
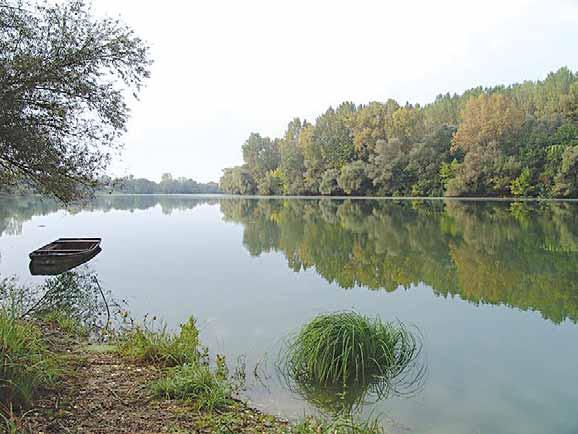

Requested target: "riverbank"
[
  {"left": 18, "top": 321, "right": 288, "bottom": 433},
  {"left": 1, "top": 306, "right": 383, "bottom": 433}
]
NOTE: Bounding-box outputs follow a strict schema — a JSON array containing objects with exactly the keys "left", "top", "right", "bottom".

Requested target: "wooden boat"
[
  {"left": 29, "top": 238, "right": 102, "bottom": 263},
  {"left": 30, "top": 247, "right": 102, "bottom": 275}
]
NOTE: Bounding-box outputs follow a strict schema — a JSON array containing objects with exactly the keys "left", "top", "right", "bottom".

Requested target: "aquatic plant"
[{"left": 282, "top": 311, "right": 425, "bottom": 414}]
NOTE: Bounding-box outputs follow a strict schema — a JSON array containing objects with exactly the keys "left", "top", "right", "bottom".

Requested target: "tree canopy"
[
  {"left": 0, "top": 0, "right": 151, "bottom": 202},
  {"left": 220, "top": 68, "right": 578, "bottom": 198}
]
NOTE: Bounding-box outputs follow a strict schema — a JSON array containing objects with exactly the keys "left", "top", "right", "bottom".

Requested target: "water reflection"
[
  {"left": 0, "top": 195, "right": 219, "bottom": 236},
  {"left": 1, "top": 195, "right": 577, "bottom": 324},
  {"left": 220, "top": 198, "right": 578, "bottom": 324}
]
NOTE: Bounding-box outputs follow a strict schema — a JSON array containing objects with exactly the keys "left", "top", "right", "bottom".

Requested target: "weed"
[
  {"left": 118, "top": 316, "right": 206, "bottom": 366},
  {"left": 151, "top": 362, "right": 233, "bottom": 411}
]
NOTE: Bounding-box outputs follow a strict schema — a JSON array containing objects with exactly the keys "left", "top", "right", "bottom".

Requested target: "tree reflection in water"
[{"left": 220, "top": 198, "right": 578, "bottom": 324}]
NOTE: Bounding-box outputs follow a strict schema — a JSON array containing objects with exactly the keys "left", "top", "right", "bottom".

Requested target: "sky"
[{"left": 93, "top": 0, "right": 578, "bottom": 183}]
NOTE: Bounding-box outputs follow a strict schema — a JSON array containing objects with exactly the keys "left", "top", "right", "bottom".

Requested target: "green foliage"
[
  {"left": 510, "top": 168, "right": 533, "bottom": 196},
  {"left": 40, "top": 310, "right": 88, "bottom": 337},
  {"left": 151, "top": 362, "right": 233, "bottom": 411},
  {"left": 118, "top": 316, "right": 205, "bottom": 367},
  {"left": 219, "top": 166, "right": 256, "bottom": 195},
  {"left": 319, "top": 169, "right": 342, "bottom": 196},
  {"left": 258, "top": 169, "right": 284, "bottom": 195},
  {"left": 553, "top": 146, "right": 578, "bottom": 197},
  {"left": 338, "top": 162, "right": 370, "bottom": 195},
  {"left": 220, "top": 68, "right": 578, "bottom": 198},
  {"left": 242, "top": 133, "right": 281, "bottom": 179},
  {"left": 0, "top": 0, "right": 151, "bottom": 202}
]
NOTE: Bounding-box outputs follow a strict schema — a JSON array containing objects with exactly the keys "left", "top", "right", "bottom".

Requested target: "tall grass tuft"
[
  {"left": 282, "top": 311, "right": 425, "bottom": 413},
  {"left": 118, "top": 316, "right": 206, "bottom": 366},
  {"left": 0, "top": 309, "right": 59, "bottom": 410}
]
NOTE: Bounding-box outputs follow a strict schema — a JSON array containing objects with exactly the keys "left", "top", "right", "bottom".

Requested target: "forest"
[{"left": 220, "top": 67, "right": 578, "bottom": 198}]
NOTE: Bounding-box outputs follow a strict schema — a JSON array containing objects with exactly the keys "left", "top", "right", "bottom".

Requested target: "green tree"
[
  {"left": 338, "top": 161, "right": 370, "bottom": 195},
  {"left": 319, "top": 169, "right": 342, "bottom": 196},
  {"left": 0, "top": 0, "right": 151, "bottom": 202},
  {"left": 553, "top": 146, "right": 578, "bottom": 197},
  {"left": 219, "top": 167, "right": 256, "bottom": 195},
  {"left": 510, "top": 168, "right": 533, "bottom": 196},
  {"left": 352, "top": 101, "right": 397, "bottom": 160},
  {"left": 257, "top": 169, "right": 284, "bottom": 195},
  {"left": 278, "top": 119, "right": 307, "bottom": 195},
  {"left": 241, "top": 133, "right": 280, "bottom": 181}
]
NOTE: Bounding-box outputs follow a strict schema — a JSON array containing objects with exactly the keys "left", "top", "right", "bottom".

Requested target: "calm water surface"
[{"left": 1, "top": 195, "right": 577, "bottom": 434}]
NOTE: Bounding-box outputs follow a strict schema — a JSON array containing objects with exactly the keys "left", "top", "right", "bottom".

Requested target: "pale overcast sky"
[{"left": 94, "top": 0, "right": 578, "bottom": 183}]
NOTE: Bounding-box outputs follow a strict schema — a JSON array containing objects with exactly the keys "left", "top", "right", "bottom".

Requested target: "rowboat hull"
[
  {"left": 29, "top": 238, "right": 102, "bottom": 263},
  {"left": 29, "top": 247, "right": 102, "bottom": 275}
]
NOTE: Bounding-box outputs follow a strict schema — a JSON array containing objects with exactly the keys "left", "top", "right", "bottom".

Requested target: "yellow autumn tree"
[{"left": 452, "top": 94, "right": 524, "bottom": 153}]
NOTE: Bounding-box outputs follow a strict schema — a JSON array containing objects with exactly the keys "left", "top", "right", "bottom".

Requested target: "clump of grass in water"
[
  {"left": 118, "top": 316, "right": 206, "bottom": 367},
  {"left": 283, "top": 311, "right": 425, "bottom": 414}
]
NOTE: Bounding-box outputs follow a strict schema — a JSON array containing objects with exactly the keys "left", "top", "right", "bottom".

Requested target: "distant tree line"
[
  {"left": 220, "top": 67, "right": 578, "bottom": 198},
  {"left": 105, "top": 173, "right": 219, "bottom": 194}
]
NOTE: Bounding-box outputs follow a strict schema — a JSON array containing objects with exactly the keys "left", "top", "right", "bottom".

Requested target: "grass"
[
  {"left": 291, "top": 415, "right": 384, "bottom": 434},
  {"left": 0, "top": 272, "right": 108, "bottom": 428},
  {"left": 0, "top": 309, "right": 60, "bottom": 411},
  {"left": 121, "top": 315, "right": 241, "bottom": 412},
  {"left": 118, "top": 316, "right": 206, "bottom": 366},
  {"left": 282, "top": 311, "right": 424, "bottom": 413},
  {"left": 40, "top": 310, "right": 88, "bottom": 337},
  {"left": 151, "top": 362, "right": 233, "bottom": 411}
]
